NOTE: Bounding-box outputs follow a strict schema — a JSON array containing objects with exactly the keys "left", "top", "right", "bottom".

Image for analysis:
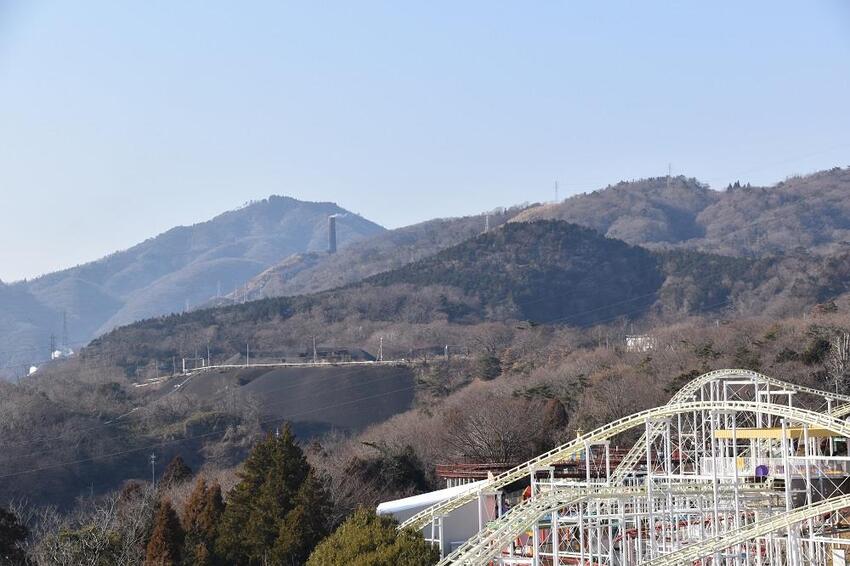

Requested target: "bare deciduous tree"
[{"left": 827, "top": 331, "right": 850, "bottom": 393}]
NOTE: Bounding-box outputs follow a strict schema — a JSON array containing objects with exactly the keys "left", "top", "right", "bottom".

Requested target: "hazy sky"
[{"left": 1, "top": 2, "right": 849, "bottom": 281}]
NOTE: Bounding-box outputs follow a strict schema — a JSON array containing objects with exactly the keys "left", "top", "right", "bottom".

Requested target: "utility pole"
[
  {"left": 246, "top": 343, "right": 250, "bottom": 367},
  {"left": 484, "top": 214, "right": 490, "bottom": 233},
  {"left": 172, "top": 356, "right": 176, "bottom": 376},
  {"left": 150, "top": 453, "right": 157, "bottom": 488},
  {"left": 379, "top": 336, "right": 384, "bottom": 362},
  {"left": 312, "top": 336, "right": 317, "bottom": 363},
  {"left": 207, "top": 343, "right": 211, "bottom": 367}
]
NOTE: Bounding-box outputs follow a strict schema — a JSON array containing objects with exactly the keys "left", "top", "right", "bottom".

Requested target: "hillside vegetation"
[
  {"left": 8, "top": 300, "right": 850, "bottom": 565},
  {"left": 81, "top": 220, "right": 850, "bottom": 381},
  {"left": 5, "top": 214, "right": 850, "bottom": 564},
  {"left": 230, "top": 206, "right": 525, "bottom": 301},
  {"left": 514, "top": 166, "right": 850, "bottom": 256},
  {"left": 7, "top": 166, "right": 850, "bottom": 377},
  {"left": 1, "top": 197, "right": 383, "bottom": 373},
  {"left": 367, "top": 221, "right": 665, "bottom": 325}
]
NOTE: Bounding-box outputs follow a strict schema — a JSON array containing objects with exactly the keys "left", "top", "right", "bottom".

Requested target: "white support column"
[
  {"left": 828, "top": 398, "right": 835, "bottom": 455},
  {"left": 477, "top": 490, "right": 484, "bottom": 531},
  {"left": 579, "top": 502, "right": 586, "bottom": 565},
  {"left": 645, "top": 418, "right": 656, "bottom": 559},
  {"left": 551, "top": 507, "right": 560, "bottom": 566},
  {"left": 803, "top": 424, "right": 816, "bottom": 563},
  {"left": 731, "top": 411, "right": 742, "bottom": 566},
  {"left": 619, "top": 498, "right": 627, "bottom": 566},
  {"left": 531, "top": 469, "right": 540, "bottom": 566},
  {"left": 732, "top": 412, "right": 741, "bottom": 527},
  {"left": 710, "top": 411, "right": 720, "bottom": 536},
  {"left": 781, "top": 418, "right": 798, "bottom": 566}
]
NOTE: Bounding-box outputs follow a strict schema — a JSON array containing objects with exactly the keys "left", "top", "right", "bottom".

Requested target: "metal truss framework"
[
  {"left": 400, "top": 370, "right": 850, "bottom": 565},
  {"left": 644, "top": 492, "right": 850, "bottom": 565}
]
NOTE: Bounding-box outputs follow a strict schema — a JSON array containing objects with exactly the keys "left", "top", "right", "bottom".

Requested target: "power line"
[
  {"left": 0, "top": 285, "right": 721, "bottom": 453},
  {"left": 1, "top": 362, "right": 408, "bottom": 454},
  {"left": 0, "top": 292, "right": 752, "bottom": 480},
  {"left": 0, "top": 384, "right": 418, "bottom": 481}
]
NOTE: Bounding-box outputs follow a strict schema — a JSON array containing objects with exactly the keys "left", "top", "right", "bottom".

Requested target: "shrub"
[{"left": 306, "top": 509, "right": 439, "bottom": 566}]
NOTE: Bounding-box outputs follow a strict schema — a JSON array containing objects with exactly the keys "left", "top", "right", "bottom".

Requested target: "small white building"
[
  {"left": 625, "top": 334, "right": 656, "bottom": 352},
  {"left": 51, "top": 347, "right": 74, "bottom": 360},
  {"left": 377, "top": 480, "right": 495, "bottom": 556}
]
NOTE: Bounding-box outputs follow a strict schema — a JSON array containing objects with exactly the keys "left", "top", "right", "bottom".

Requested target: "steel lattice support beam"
[
  {"left": 403, "top": 398, "right": 850, "bottom": 532},
  {"left": 643, "top": 493, "right": 850, "bottom": 565}
]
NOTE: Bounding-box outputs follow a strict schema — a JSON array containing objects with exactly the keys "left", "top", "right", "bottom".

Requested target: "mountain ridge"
[
  {"left": 220, "top": 207, "right": 527, "bottom": 303},
  {"left": 6, "top": 165, "right": 850, "bottom": 375},
  {"left": 514, "top": 166, "right": 850, "bottom": 256},
  {"left": 0, "top": 196, "right": 384, "bottom": 373},
  {"left": 82, "top": 218, "right": 850, "bottom": 379}
]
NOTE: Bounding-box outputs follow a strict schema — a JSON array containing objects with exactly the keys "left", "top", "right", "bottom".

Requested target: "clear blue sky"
[{"left": 1, "top": 1, "right": 849, "bottom": 282}]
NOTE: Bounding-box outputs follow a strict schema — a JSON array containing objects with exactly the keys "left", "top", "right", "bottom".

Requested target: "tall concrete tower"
[{"left": 328, "top": 215, "right": 338, "bottom": 254}]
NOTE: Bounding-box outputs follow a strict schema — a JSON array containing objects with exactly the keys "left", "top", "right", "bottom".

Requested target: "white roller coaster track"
[
  {"left": 432, "top": 399, "right": 849, "bottom": 565},
  {"left": 400, "top": 369, "right": 850, "bottom": 533},
  {"left": 436, "top": 483, "right": 777, "bottom": 566},
  {"left": 831, "top": 402, "right": 850, "bottom": 418},
  {"left": 643, "top": 492, "right": 850, "bottom": 565},
  {"left": 610, "top": 369, "right": 850, "bottom": 485}
]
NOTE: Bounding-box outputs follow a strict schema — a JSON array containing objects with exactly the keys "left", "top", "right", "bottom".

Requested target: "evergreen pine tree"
[
  {"left": 271, "top": 470, "right": 331, "bottom": 564},
  {"left": 160, "top": 455, "right": 193, "bottom": 487},
  {"left": 145, "top": 499, "right": 185, "bottom": 566},
  {"left": 216, "top": 424, "right": 314, "bottom": 564},
  {"left": 182, "top": 478, "right": 225, "bottom": 566}
]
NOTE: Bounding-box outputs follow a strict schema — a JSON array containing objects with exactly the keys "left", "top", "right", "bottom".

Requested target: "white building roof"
[{"left": 376, "top": 480, "right": 487, "bottom": 515}]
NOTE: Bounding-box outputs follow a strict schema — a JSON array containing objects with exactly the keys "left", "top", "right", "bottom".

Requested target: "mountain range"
[
  {"left": 4, "top": 165, "right": 850, "bottom": 376},
  {"left": 5, "top": 165, "right": 850, "bottom": 509},
  {"left": 514, "top": 166, "right": 850, "bottom": 256},
  {"left": 0, "top": 196, "right": 383, "bottom": 372},
  {"left": 86, "top": 217, "right": 850, "bottom": 381},
  {"left": 212, "top": 167, "right": 850, "bottom": 308}
]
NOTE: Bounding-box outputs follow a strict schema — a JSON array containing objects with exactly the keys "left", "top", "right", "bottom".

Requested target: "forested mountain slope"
[
  {"left": 693, "top": 167, "right": 850, "bottom": 256},
  {"left": 514, "top": 166, "right": 850, "bottom": 256},
  {"left": 512, "top": 176, "right": 719, "bottom": 244},
  {"left": 7, "top": 220, "right": 850, "bottom": 511},
  {"left": 229, "top": 207, "right": 526, "bottom": 301},
  {"left": 83, "top": 220, "right": 850, "bottom": 378},
  {"left": 366, "top": 221, "right": 666, "bottom": 325},
  {"left": 1, "top": 197, "right": 383, "bottom": 373}
]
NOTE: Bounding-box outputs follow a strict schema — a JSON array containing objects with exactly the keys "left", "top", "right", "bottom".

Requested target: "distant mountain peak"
[
  {"left": 515, "top": 165, "right": 850, "bottom": 256},
  {"left": 1, "top": 197, "right": 384, "bottom": 373}
]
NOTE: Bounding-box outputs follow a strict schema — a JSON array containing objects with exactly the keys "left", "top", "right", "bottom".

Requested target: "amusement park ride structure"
[{"left": 388, "top": 369, "right": 850, "bottom": 565}]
